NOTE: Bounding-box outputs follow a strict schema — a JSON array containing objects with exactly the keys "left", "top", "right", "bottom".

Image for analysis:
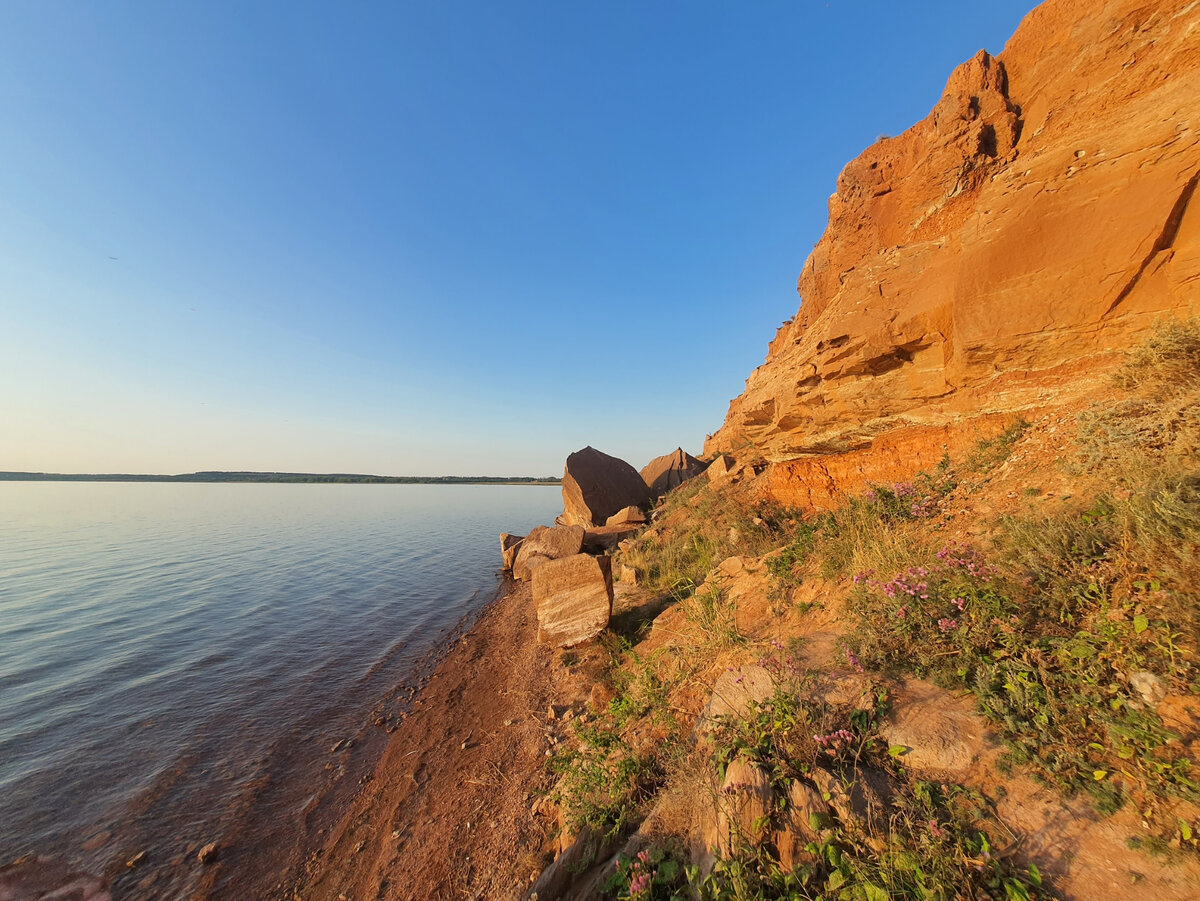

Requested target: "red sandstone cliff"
[{"left": 705, "top": 0, "right": 1200, "bottom": 508}]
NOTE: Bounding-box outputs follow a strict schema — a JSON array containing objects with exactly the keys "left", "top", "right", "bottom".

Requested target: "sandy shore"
[{"left": 258, "top": 578, "right": 559, "bottom": 901}]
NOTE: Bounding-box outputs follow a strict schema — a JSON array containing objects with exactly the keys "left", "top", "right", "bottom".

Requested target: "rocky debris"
[
  {"left": 774, "top": 780, "right": 825, "bottom": 869},
  {"left": 698, "top": 664, "right": 775, "bottom": 728},
  {"left": 715, "top": 759, "right": 773, "bottom": 856},
  {"left": 512, "top": 525, "right": 585, "bottom": 581},
  {"left": 500, "top": 533, "right": 525, "bottom": 571},
  {"left": 197, "top": 842, "right": 219, "bottom": 864},
  {"left": 604, "top": 505, "right": 646, "bottom": 526},
  {"left": 879, "top": 679, "right": 985, "bottom": 774},
  {"left": 640, "top": 447, "right": 707, "bottom": 497},
  {"left": 706, "top": 455, "right": 734, "bottom": 485},
  {"left": 560, "top": 447, "right": 651, "bottom": 528},
  {"left": 617, "top": 564, "right": 640, "bottom": 585},
  {"left": 581, "top": 523, "right": 640, "bottom": 552},
  {"left": 705, "top": 0, "right": 1200, "bottom": 506},
  {"left": 528, "top": 825, "right": 611, "bottom": 901},
  {"left": 532, "top": 554, "right": 613, "bottom": 647}
]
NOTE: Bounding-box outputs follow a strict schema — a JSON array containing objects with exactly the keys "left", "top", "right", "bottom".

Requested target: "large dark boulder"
[
  {"left": 640, "top": 447, "right": 707, "bottom": 497},
  {"left": 560, "top": 447, "right": 650, "bottom": 528}
]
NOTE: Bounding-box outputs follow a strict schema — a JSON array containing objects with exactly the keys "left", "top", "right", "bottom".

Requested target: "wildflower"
[
  {"left": 814, "top": 729, "right": 855, "bottom": 747},
  {"left": 897, "top": 605, "right": 908, "bottom": 619},
  {"left": 951, "top": 597, "right": 966, "bottom": 612},
  {"left": 937, "top": 618, "right": 958, "bottom": 632},
  {"left": 845, "top": 648, "right": 863, "bottom": 673}
]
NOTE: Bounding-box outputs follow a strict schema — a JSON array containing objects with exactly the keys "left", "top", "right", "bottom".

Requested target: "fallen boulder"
[
  {"left": 640, "top": 447, "right": 707, "bottom": 497},
  {"left": 605, "top": 505, "right": 646, "bottom": 526},
  {"left": 581, "top": 523, "right": 640, "bottom": 552},
  {"left": 706, "top": 455, "right": 734, "bottom": 484},
  {"left": 499, "top": 532, "right": 524, "bottom": 571},
  {"left": 512, "top": 525, "right": 585, "bottom": 581},
  {"left": 697, "top": 664, "right": 774, "bottom": 730},
  {"left": 561, "top": 447, "right": 651, "bottom": 528},
  {"left": 533, "top": 554, "right": 613, "bottom": 647}
]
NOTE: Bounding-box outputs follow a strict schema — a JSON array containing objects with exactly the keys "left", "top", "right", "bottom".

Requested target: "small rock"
[
  {"left": 197, "top": 842, "right": 219, "bottom": 864},
  {"left": 1130, "top": 671, "right": 1165, "bottom": 707},
  {"left": 605, "top": 505, "right": 646, "bottom": 526},
  {"left": 126, "top": 851, "right": 147, "bottom": 869}
]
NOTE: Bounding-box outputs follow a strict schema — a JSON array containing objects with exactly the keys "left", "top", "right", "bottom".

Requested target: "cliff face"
[{"left": 706, "top": 0, "right": 1200, "bottom": 508}]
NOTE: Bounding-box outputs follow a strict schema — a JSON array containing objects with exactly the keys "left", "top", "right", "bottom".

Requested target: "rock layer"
[{"left": 705, "top": 0, "right": 1200, "bottom": 507}]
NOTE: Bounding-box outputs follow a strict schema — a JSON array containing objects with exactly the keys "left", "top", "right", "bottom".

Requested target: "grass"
[
  {"left": 552, "top": 321, "right": 1200, "bottom": 894},
  {"left": 834, "top": 321, "right": 1200, "bottom": 829},
  {"left": 618, "top": 481, "right": 797, "bottom": 597},
  {"left": 602, "top": 670, "right": 1044, "bottom": 900},
  {"left": 549, "top": 638, "right": 685, "bottom": 843}
]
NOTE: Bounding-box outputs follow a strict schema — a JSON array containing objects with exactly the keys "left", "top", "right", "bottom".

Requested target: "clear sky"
[{"left": 1, "top": 1, "right": 1037, "bottom": 477}]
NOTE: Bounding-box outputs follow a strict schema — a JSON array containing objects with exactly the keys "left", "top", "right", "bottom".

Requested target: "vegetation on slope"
[{"left": 543, "top": 320, "right": 1200, "bottom": 900}]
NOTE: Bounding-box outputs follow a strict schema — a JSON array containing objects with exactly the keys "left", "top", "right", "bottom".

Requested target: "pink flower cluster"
[
  {"left": 861, "top": 567, "right": 931, "bottom": 600},
  {"left": 892, "top": 481, "right": 915, "bottom": 498},
  {"left": 814, "top": 729, "right": 855, "bottom": 748},
  {"left": 935, "top": 542, "right": 994, "bottom": 581},
  {"left": 937, "top": 617, "right": 959, "bottom": 633},
  {"left": 627, "top": 849, "right": 655, "bottom": 897},
  {"left": 845, "top": 647, "right": 864, "bottom": 673}
]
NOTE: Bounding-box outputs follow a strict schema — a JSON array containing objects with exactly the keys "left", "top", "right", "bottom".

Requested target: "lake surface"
[{"left": 0, "top": 482, "right": 561, "bottom": 897}]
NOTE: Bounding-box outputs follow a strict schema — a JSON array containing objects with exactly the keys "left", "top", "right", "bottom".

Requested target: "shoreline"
[
  {"left": 202, "top": 575, "right": 539, "bottom": 901},
  {"left": 267, "top": 576, "right": 559, "bottom": 900}
]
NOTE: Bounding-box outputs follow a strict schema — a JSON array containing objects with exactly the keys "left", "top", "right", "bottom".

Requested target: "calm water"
[{"left": 0, "top": 482, "right": 560, "bottom": 896}]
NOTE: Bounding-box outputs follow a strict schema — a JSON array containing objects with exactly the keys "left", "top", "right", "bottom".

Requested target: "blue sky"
[{"left": 0, "top": 1, "right": 1037, "bottom": 476}]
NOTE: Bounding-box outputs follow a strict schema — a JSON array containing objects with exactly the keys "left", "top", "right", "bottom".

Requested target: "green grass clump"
[
  {"left": 621, "top": 483, "right": 797, "bottom": 596},
  {"left": 624, "top": 671, "right": 1044, "bottom": 901},
  {"left": 550, "top": 639, "right": 688, "bottom": 843},
  {"left": 837, "top": 321, "right": 1200, "bottom": 826}
]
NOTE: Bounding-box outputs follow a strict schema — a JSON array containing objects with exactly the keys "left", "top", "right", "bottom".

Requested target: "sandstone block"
[
  {"left": 698, "top": 664, "right": 774, "bottom": 730},
  {"left": 775, "top": 780, "right": 826, "bottom": 869},
  {"left": 561, "top": 446, "right": 651, "bottom": 528},
  {"left": 512, "top": 525, "right": 585, "bottom": 581},
  {"left": 533, "top": 554, "right": 613, "bottom": 647},
  {"left": 716, "top": 759, "right": 773, "bottom": 856},
  {"left": 605, "top": 505, "right": 646, "bottom": 526},
  {"left": 499, "top": 532, "right": 524, "bottom": 571},
  {"left": 640, "top": 447, "right": 707, "bottom": 497},
  {"left": 706, "top": 455, "right": 734, "bottom": 484},
  {"left": 880, "top": 679, "right": 984, "bottom": 774}
]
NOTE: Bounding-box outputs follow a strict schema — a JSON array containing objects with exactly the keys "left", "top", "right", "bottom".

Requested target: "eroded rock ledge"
[{"left": 705, "top": 0, "right": 1200, "bottom": 507}]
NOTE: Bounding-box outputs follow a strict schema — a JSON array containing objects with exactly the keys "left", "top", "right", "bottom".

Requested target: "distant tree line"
[{"left": 0, "top": 471, "right": 560, "bottom": 485}]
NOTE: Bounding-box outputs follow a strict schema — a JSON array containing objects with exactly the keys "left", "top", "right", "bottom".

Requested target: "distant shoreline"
[{"left": 0, "top": 471, "right": 560, "bottom": 485}]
